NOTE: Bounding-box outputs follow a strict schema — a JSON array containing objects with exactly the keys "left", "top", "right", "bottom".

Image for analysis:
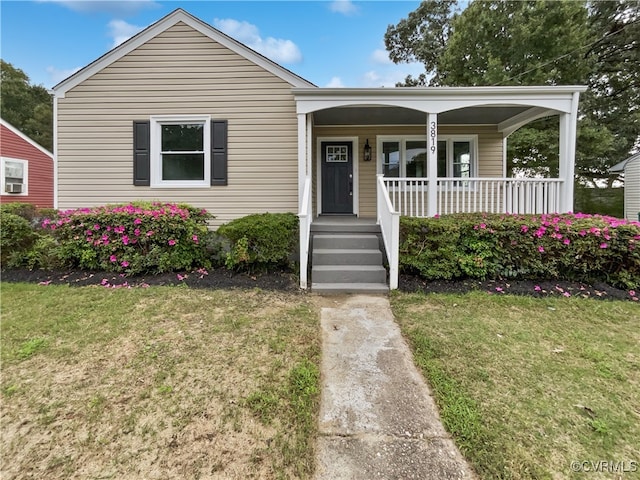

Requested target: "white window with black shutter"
[{"left": 133, "top": 115, "right": 227, "bottom": 188}]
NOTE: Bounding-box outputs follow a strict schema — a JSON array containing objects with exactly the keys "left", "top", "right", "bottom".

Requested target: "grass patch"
[
  {"left": 1, "top": 283, "right": 320, "bottom": 479},
  {"left": 391, "top": 291, "right": 640, "bottom": 479}
]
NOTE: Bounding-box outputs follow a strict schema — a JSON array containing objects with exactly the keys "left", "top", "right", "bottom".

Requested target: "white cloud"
[
  {"left": 47, "top": 66, "right": 82, "bottom": 85},
  {"left": 325, "top": 76, "right": 345, "bottom": 88},
  {"left": 329, "top": 0, "right": 359, "bottom": 15},
  {"left": 108, "top": 19, "right": 144, "bottom": 48},
  {"left": 39, "top": 0, "right": 158, "bottom": 16},
  {"left": 364, "top": 71, "right": 380, "bottom": 84},
  {"left": 214, "top": 18, "right": 302, "bottom": 64},
  {"left": 371, "top": 48, "right": 392, "bottom": 65},
  {"left": 360, "top": 61, "right": 426, "bottom": 88}
]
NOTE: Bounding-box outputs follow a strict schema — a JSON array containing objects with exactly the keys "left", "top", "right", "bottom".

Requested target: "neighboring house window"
[
  {"left": 1, "top": 157, "right": 28, "bottom": 195},
  {"left": 132, "top": 116, "right": 228, "bottom": 187},
  {"left": 379, "top": 136, "right": 476, "bottom": 178}
]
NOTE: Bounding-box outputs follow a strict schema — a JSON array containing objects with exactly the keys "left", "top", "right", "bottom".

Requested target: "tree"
[
  {"left": 439, "top": 1, "right": 591, "bottom": 86},
  {"left": 0, "top": 60, "right": 53, "bottom": 151},
  {"left": 581, "top": 1, "right": 640, "bottom": 186},
  {"left": 384, "top": 1, "right": 640, "bottom": 188},
  {"left": 384, "top": 0, "right": 458, "bottom": 86}
]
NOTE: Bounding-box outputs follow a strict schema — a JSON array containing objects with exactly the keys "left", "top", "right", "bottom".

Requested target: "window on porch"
[{"left": 379, "top": 136, "right": 476, "bottom": 178}]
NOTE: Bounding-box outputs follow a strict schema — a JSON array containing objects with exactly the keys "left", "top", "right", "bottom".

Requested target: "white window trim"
[
  {"left": 439, "top": 135, "right": 478, "bottom": 179},
  {"left": 1, "top": 157, "right": 28, "bottom": 196},
  {"left": 376, "top": 134, "right": 478, "bottom": 178},
  {"left": 150, "top": 115, "right": 211, "bottom": 188}
]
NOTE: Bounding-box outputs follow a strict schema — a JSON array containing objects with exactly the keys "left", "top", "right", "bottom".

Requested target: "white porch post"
[
  {"left": 306, "top": 115, "right": 313, "bottom": 183},
  {"left": 558, "top": 92, "right": 580, "bottom": 213},
  {"left": 297, "top": 113, "right": 308, "bottom": 201},
  {"left": 427, "top": 113, "right": 438, "bottom": 216},
  {"left": 297, "top": 113, "right": 308, "bottom": 289}
]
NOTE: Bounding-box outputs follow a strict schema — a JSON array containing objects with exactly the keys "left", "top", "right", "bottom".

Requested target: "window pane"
[
  {"left": 453, "top": 141, "right": 471, "bottom": 178},
  {"left": 162, "top": 154, "right": 205, "bottom": 180},
  {"left": 437, "top": 140, "right": 447, "bottom": 177},
  {"left": 5, "top": 161, "right": 24, "bottom": 181},
  {"left": 326, "top": 145, "right": 348, "bottom": 162},
  {"left": 162, "top": 124, "right": 203, "bottom": 152},
  {"left": 406, "top": 141, "right": 426, "bottom": 177},
  {"left": 382, "top": 142, "right": 400, "bottom": 177}
]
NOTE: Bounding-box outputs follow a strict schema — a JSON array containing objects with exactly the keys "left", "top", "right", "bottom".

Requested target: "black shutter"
[
  {"left": 211, "top": 120, "right": 228, "bottom": 186},
  {"left": 133, "top": 121, "right": 150, "bottom": 186}
]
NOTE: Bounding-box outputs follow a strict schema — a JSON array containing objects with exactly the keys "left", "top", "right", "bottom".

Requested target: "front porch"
[{"left": 295, "top": 86, "right": 585, "bottom": 291}]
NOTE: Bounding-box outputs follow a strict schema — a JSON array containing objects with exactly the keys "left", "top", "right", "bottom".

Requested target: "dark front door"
[{"left": 321, "top": 142, "right": 353, "bottom": 214}]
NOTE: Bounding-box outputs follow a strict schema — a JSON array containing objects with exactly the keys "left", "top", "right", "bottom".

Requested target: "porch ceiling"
[{"left": 312, "top": 105, "right": 534, "bottom": 126}]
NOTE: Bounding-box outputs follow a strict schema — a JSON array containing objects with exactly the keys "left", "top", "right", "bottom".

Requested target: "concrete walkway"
[{"left": 314, "top": 295, "right": 476, "bottom": 480}]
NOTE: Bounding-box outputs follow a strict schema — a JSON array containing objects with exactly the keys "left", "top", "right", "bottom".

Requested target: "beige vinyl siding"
[
  {"left": 625, "top": 159, "right": 640, "bottom": 222},
  {"left": 57, "top": 22, "right": 299, "bottom": 227},
  {"left": 312, "top": 125, "right": 503, "bottom": 218}
]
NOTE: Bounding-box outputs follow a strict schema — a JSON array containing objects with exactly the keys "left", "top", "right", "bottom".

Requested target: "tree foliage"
[
  {"left": 384, "top": 0, "right": 458, "bottom": 86},
  {"left": 0, "top": 60, "right": 53, "bottom": 151},
  {"left": 439, "top": 1, "right": 591, "bottom": 86},
  {"left": 385, "top": 0, "right": 640, "bottom": 187},
  {"left": 581, "top": 1, "right": 640, "bottom": 185}
]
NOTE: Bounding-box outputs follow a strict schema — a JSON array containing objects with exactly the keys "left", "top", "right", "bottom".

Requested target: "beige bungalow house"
[{"left": 52, "top": 9, "right": 585, "bottom": 292}]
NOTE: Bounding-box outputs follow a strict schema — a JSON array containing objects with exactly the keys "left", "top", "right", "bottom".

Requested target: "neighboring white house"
[{"left": 609, "top": 153, "right": 640, "bottom": 222}]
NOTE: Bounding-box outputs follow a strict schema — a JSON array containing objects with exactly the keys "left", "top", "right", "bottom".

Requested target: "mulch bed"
[
  {"left": 399, "top": 274, "right": 638, "bottom": 302},
  {"left": 0, "top": 268, "right": 300, "bottom": 292},
  {"left": 1, "top": 268, "right": 637, "bottom": 301}
]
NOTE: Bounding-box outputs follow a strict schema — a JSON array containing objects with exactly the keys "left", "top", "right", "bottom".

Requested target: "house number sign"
[{"left": 429, "top": 121, "right": 437, "bottom": 153}]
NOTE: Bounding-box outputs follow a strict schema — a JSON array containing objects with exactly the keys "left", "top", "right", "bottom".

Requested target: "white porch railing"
[
  {"left": 377, "top": 175, "right": 400, "bottom": 290},
  {"left": 383, "top": 177, "right": 563, "bottom": 216},
  {"left": 298, "top": 176, "right": 312, "bottom": 289}
]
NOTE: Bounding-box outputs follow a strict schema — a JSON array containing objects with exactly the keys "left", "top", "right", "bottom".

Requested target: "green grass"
[
  {"left": 390, "top": 291, "right": 640, "bottom": 480},
  {"left": 0, "top": 283, "right": 320, "bottom": 479}
]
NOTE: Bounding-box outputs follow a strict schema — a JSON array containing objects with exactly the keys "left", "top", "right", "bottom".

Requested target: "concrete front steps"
[{"left": 311, "top": 219, "right": 389, "bottom": 294}]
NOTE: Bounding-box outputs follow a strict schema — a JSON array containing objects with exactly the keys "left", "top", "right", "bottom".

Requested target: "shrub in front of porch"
[
  {"left": 399, "top": 213, "right": 640, "bottom": 289},
  {"left": 217, "top": 212, "right": 299, "bottom": 272}
]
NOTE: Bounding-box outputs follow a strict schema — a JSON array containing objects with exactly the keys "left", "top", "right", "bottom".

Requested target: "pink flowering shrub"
[
  {"left": 400, "top": 213, "right": 640, "bottom": 289},
  {"left": 41, "top": 202, "right": 213, "bottom": 275}
]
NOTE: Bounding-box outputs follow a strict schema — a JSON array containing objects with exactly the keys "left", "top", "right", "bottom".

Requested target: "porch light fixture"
[{"left": 363, "top": 139, "right": 372, "bottom": 161}]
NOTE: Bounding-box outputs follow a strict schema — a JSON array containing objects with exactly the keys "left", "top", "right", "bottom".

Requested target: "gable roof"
[
  {"left": 52, "top": 8, "right": 315, "bottom": 97},
  {"left": 609, "top": 152, "right": 640, "bottom": 173},
  {"left": 0, "top": 118, "right": 53, "bottom": 158}
]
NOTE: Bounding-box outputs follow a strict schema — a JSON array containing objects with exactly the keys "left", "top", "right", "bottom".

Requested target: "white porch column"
[
  {"left": 297, "top": 113, "right": 310, "bottom": 290},
  {"left": 297, "top": 113, "right": 307, "bottom": 205},
  {"left": 426, "top": 113, "right": 438, "bottom": 216},
  {"left": 558, "top": 92, "right": 580, "bottom": 213},
  {"left": 306, "top": 114, "right": 313, "bottom": 184}
]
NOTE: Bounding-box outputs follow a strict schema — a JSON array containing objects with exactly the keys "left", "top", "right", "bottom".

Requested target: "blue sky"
[{"left": 1, "top": 0, "right": 426, "bottom": 89}]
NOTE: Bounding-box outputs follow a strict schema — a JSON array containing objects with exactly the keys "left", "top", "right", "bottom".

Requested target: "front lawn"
[
  {"left": 391, "top": 292, "right": 640, "bottom": 479},
  {"left": 0, "top": 283, "right": 320, "bottom": 479}
]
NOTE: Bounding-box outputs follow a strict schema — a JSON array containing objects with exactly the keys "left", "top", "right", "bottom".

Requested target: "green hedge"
[
  {"left": 399, "top": 213, "right": 640, "bottom": 289},
  {"left": 0, "top": 211, "right": 37, "bottom": 267},
  {"left": 217, "top": 212, "right": 298, "bottom": 272},
  {"left": 1, "top": 203, "right": 61, "bottom": 269}
]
